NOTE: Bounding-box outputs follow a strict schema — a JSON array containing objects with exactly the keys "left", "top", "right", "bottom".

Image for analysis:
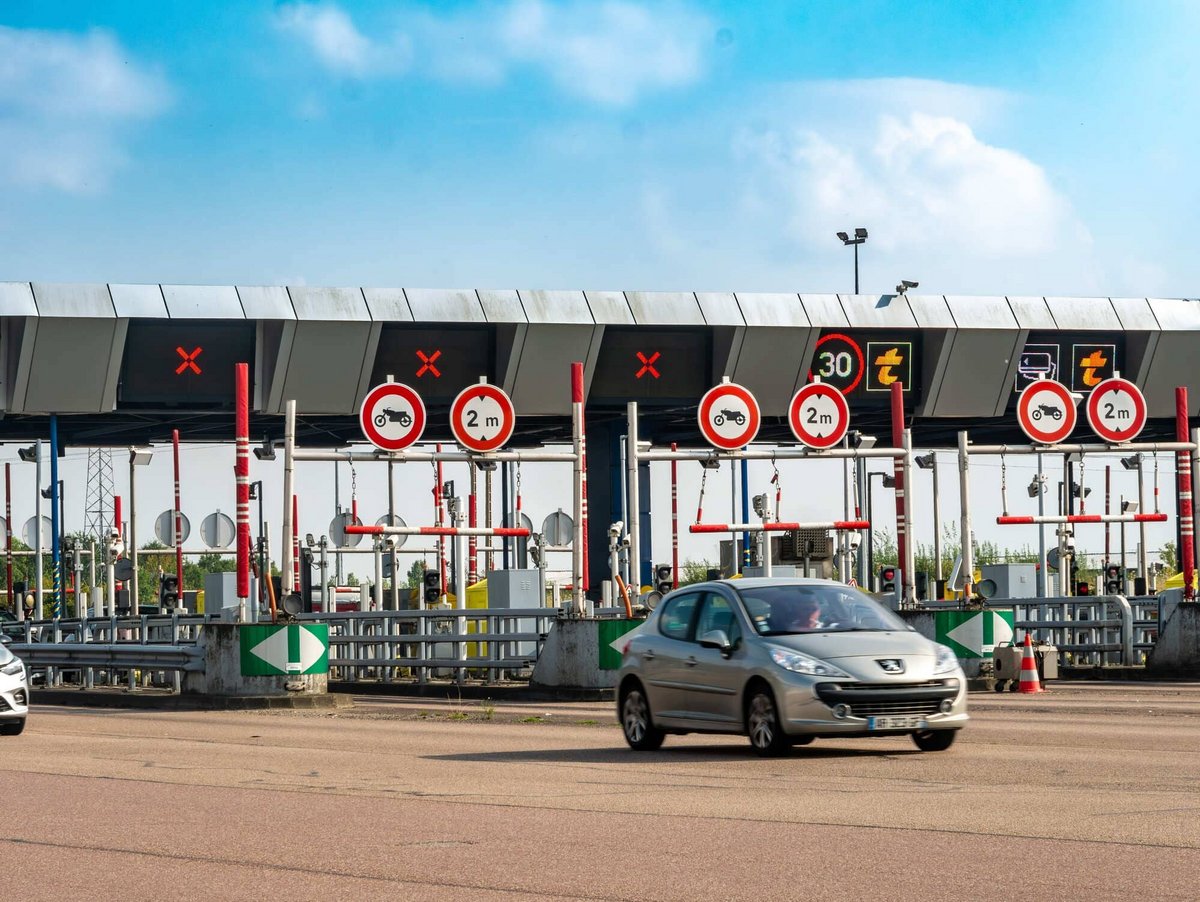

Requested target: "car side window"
[
  {"left": 695, "top": 593, "right": 742, "bottom": 645},
  {"left": 658, "top": 593, "right": 702, "bottom": 641}
]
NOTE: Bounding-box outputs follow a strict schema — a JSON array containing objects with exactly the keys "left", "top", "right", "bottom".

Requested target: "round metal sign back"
[
  {"left": 154, "top": 510, "right": 192, "bottom": 545},
  {"left": 541, "top": 509, "right": 574, "bottom": 547},
  {"left": 329, "top": 511, "right": 364, "bottom": 548},
  {"left": 201, "top": 511, "right": 236, "bottom": 549}
]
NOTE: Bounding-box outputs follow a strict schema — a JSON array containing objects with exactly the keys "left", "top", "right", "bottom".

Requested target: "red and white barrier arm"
[
  {"left": 997, "top": 513, "right": 1169, "bottom": 525},
  {"left": 690, "top": 520, "right": 870, "bottom": 534},
  {"left": 346, "top": 525, "right": 531, "bottom": 538}
]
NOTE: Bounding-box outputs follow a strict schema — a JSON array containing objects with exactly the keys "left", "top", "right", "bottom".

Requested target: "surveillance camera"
[
  {"left": 902, "top": 280, "right": 918, "bottom": 289},
  {"left": 848, "top": 533, "right": 862, "bottom": 550},
  {"left": 752, "top": 494, "right": 768, "bottom": 517},
  {"left": 608, "top": 521, "right": 624, "bottom": 538},
  {"left": 305, "top": 533, "right": 315, "bottom": 547}
]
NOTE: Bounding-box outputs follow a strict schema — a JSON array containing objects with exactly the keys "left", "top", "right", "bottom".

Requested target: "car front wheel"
[
  {"left": 912, "top": 729, "right": 957, "bottom": 752},
  {"left": 621, "top": 685, "right": 665, "bottom": 751},
  {"left": 746, "top": 686, "right": 789, "bottom": 757},
  {"left": 0, "top": 719, "right": 26, "bottom": 736}
]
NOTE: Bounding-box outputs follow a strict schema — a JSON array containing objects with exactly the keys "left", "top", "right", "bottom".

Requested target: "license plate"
[{"left": 867, "top": 715, "right": 927, "bottom": 731}]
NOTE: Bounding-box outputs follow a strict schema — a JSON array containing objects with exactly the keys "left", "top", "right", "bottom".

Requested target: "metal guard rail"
[{"left": 9, "top": 642, "right": 203, "bottom": 672}]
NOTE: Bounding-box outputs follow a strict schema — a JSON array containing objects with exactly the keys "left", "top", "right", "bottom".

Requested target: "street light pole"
[{"left": 836, "top": 228, "right": 868, "bottom": 294}]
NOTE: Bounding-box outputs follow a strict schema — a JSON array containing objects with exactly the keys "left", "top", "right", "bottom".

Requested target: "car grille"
[
  {"left": 815, "top": 679, "right": 959, "bottom": 718},
  {"left": 0, "top": 696, "right": 10, "bottom": 712}
]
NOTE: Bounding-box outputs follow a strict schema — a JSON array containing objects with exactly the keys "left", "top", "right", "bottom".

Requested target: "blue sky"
[
  {"left": 0, "top": 1, "right": 1194, "bottom": 573},
  {"left": 2, "top": 0, "right": 1198, "bottom": 296}
]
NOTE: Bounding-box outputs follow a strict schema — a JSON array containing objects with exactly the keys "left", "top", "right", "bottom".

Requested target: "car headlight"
[
  {"left": 932, "top": 644, "right": 959, "bottom": 675},
  {"left": 1, "top": 659, "right": 24, "bottom": 677},
  {"left": 770, "top": 647, "right": 851, "bottom": 678}
]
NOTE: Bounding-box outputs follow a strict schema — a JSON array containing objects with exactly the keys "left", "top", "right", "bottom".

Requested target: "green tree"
[
  {"left": 679, "top": 559, "right": 717, "bottom": 586},
  {"left": 406, "top": 559, "right": 425, "bottom": 589}
]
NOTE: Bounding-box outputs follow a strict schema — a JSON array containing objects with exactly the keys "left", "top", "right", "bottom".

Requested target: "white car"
[{"left": 0, "top": 638, "right": 29, "bottom": 735}]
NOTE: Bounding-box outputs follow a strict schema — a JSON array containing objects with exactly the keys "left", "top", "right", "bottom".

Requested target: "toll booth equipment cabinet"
[{"left": 992, "top": 641, "right": 1059, "bottom": 691}]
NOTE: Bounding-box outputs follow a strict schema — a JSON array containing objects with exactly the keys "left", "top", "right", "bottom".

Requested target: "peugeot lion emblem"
[{"left": 877, "top": 659, "right": 905, "bottom": 674}]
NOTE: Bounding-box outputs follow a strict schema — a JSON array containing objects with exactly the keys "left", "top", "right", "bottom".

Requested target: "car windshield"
[{"left": 736, "top": 584, "right": 909, "bottom": 635}]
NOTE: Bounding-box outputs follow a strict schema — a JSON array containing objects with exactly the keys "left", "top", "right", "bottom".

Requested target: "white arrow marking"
[
  {"left": 946, "top": 612, "right": 984, "bottom": 656},
  {"left": 990, "top": 612, "right": 1014, "bottom": 651},
  {"left": 249, "top": 628, "right": 290, "bottom": 673},
  {"left": 299, "top": 626, "right": 326, "bottom": 672},
  {"left": 609, "top": 622, "right": 646, "bottom": 657}
]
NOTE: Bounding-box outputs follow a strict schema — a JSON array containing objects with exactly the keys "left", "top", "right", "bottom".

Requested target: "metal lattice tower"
[{"left": 84, "top": 448, "right": 116, "bottom": 540}]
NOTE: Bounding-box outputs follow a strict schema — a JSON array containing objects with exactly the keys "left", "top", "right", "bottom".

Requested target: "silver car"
[
  {"left": 0, "top": 637, "right": 29, "bottom": 735},
  {"left": 617, "top": 578, "right": 967, "bottom": 756}
]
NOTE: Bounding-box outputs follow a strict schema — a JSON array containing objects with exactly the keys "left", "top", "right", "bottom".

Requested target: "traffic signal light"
[
  {"left": 1104, "top": 563, "right": 1122, "bottom": 595},
  {"left": 159, "top": 573, "right": 179, "bottom": 609},
  {"left": 1076, "top": 581, "right": 1091, "bottom": 596},
  {"left": 879, "top": 566, "right": 897, "bottom": 594},
  {"left": 423, "top": 567, "right": 441, "bottom": 605},
  {"left": 654, "top": 564, "right": 673, "bottom": 595}
]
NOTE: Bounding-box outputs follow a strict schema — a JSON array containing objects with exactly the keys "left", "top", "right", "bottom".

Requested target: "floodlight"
[
  {"left": 855, "top": 228, "right": 868, "bottom": 239},
  {"left": 882, "top": 474, "right": 896, "bottom": 489},
  {"left": 1121, "top": 454, "right": 1141, "bottom": 471},
  {"left": 1122, "top": 500, "right": 1139, "bottom": 513},
  {"left": 253, "top": 438, "right": 276, "bottom": 461},
  {"left": 17, "top": 445, "right": 37, "bottom": 463},
  {"left": 836, "top": 231, "right": 849, "bottom": 242},
  {"left": 849, "top": 432, "right": 877, "bottom": 450},
  {"left": 915, "top": 452, "right": 936, "bottom": 470},
  {"left": 129, "top": 447, "right": 154, "bottom": 467}
]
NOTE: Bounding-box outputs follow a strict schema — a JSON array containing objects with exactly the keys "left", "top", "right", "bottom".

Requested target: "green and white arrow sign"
[
  {"left": 935, "top": 610, "right": 1015, "bottom": 659},
  {"left": 239, "top": 624, "right": 329, "bottom": 676}
]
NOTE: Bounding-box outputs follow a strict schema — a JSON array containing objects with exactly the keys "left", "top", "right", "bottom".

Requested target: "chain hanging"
[
  {"left": 1000, "top": 446, "right": 1009, "bottom": 516},
  {"left": 1153, "top": 451, "right": 1161, "bottom": 514},
  {"left": 1077, "top": 454, "right": 1086, "bottom": 514},
  {"left": 770, "top": 453, "right": 782, "bottom": 522},
  {"left": 695, "top": 458, "right": 712, "bottom": 524}
]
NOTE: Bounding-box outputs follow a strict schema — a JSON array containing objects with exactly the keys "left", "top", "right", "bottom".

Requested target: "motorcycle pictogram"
[
  {"left": 374, "top": 407, "right": 413, "bottom": 428},
  {"left": 713, "top": 408, "right": 747, "bottom": 427},
  {"left": 1030, "top": 404, "right": 1063, "bottom": 422}
]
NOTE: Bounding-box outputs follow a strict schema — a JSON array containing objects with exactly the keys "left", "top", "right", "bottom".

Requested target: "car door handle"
[
  {"left": 684, "top": 656, "right": 699, "bottom": 667},
  {"left": 642, "top": 650, "right": 656, "bottom": 661}
]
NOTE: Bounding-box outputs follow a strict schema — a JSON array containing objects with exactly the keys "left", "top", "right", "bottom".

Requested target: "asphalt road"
[{"left": 4, "top": 683, "right": 1200, "bottom": 901}]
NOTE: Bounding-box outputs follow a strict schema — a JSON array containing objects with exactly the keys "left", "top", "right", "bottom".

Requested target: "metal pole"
[
  {"left": 373, "top": 537, "right": 384, "bottom": 611},
  {"left": 1036, "top": 452, "right": 1047, "bottom": 599},
  {"left": 468, "top": 462, "right": 478, "bottom": 583},
  {"left": 626, "top": 402, "right": 640, "bottom": 590},
  {"left": 282, "top": 400, "right": 296, "bottom": 597},
  {"left": 866, "top": 477, "right": 874, "bottom": 584},
  {"left": 172, "top": 429, "right": 183, "bottom": 599},
  {"left": 1104, "top": 465, "right": 1112, "bottom": 567},
  {"left": 333, "top": 460, "right": 342, "bottom": 586},
  {"left": 571, "top": 361, "right": 585, "bottom": 613},
  {"left": 50, "top": 417, "right": 60, "bottom": 618},
  {"left": 1191, "top": 426, "right": 1200, "bottom": 583},
  {"left": 853, "top": 241, "right": 859, "bottom": 294},
  {"left": 1120, "top": 494, "right": 1127, "bottom": 588},
  {"left": 1137, "top": 454, "right": 1148, "bottom": 586},
  {"left": 1178, "top": 389, "right": 1195, "bottom": 600},
  {"left": 129, "top": 452, "right": 140, "bottom": 615},
  {"left": 670, "top": 443, "right": 679, "bottom": 588},
  {"left": 236, "top": 362, "right": 253, "bottom": 618},
  {"left": 957, "top": 431, "right": 973, "bottom": 600},
  {"left": 4, "top": 463, "right": 11, "bottom": 615},
  {"left": 932, "top": 454, "right": 942, "bottom": 582},
  {"left": 855, "top": 456, "right": 867, "bottom": 587},
  {"left": 34, "top": 439, "right": 43, "bottom": 618},
  {"left": 740, "top": 458, "right": 750, "bottom": 569},
  {"left": 484, "top": 466, "right": 494, "bottom": 573}
]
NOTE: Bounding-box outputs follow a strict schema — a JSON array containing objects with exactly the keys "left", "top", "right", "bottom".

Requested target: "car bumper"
[
  {"left": 774, "top": 672, "right": 969, "bottom": 736},
  {"left": 0, "top": 672, "right": 30, "bottom": 719}
]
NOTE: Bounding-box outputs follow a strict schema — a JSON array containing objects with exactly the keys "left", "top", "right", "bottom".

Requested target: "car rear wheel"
[
  {"left": 912, "top": 729, "right": 956, "bottom": 752},
  {"left": 746, "top": 686, "right": 789, "bottom": 757},
  {"left": 621, "top": 685, "right": 665, "bottom": 751},
  {"left": 0, "top": 719, "right": 26, "bottom": 736}
]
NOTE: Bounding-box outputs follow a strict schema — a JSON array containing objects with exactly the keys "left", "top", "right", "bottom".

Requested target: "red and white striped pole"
[
  {"left": 292, "top": 494, "right": 300, "bottom": 589},
  {"left": 1177, "top": 387, "right": 1195, "bottom": 600},
  {"left": 571, "top": 362, "right": 585, "bottom": 611},
  {"left": 172, "top": 429, "right": 183, "bottom": 595},
  {"left": 5, "top": 463, "right": 11, "bottom": 615},
  {"left": 114, "top": 494, "right": 123, "bottom": 596},
  {"left": 890, "top": 383, "right": 910, "bottom": 603},
  {"left": 235, "top": 363, "right": 251, "bottom": 607},
  {"left": 670, "top": 442, "right": 679, "bottom": 589}
]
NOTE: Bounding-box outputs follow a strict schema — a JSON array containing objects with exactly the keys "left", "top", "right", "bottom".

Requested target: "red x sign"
[
  {"left": 175, "top": 346, "right": 203, "bottom": 375},
  {"left": 416, "top": 349, "right": 442, "bottom": 378},
  {"left": 636, "top": 351, "right": 661, "bottom": 380}
]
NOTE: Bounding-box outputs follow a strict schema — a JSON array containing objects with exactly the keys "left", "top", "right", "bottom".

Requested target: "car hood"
[{"left": 770, "top": 630, "right": 945, "bottom": 681}]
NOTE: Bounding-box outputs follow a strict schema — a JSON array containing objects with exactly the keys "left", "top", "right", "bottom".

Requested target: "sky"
[{"left": 0, "top": 0, "right": 1195, "bottom": 580}]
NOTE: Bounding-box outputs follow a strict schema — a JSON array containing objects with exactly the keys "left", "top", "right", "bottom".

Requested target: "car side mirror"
[
  {"left": 698, "top": 629, "right": 733, "bottom": 656},
  {"left": 0, "top": 633, "right": 11, "bottom": 646}
]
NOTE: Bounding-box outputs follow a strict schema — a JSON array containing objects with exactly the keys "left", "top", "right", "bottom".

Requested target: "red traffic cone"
[{"left": 1018, "top": 632, "right": 1043, "bottom": 694}]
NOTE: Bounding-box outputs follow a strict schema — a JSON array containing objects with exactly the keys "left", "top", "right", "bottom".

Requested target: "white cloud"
[
  {"left": 0, "top": 26, "right": 171, "bottom": 192},
  {"left": 723, "top": 79, "right": 1097, "bottom": 292},
  {"left": 275, "top": 0, "right": 711, "bottom": 105}
]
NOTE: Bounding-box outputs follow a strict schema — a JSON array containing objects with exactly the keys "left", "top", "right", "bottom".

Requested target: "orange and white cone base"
[{"left": 1018, "top": 632, "right": 1043, "bottom": 694}]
